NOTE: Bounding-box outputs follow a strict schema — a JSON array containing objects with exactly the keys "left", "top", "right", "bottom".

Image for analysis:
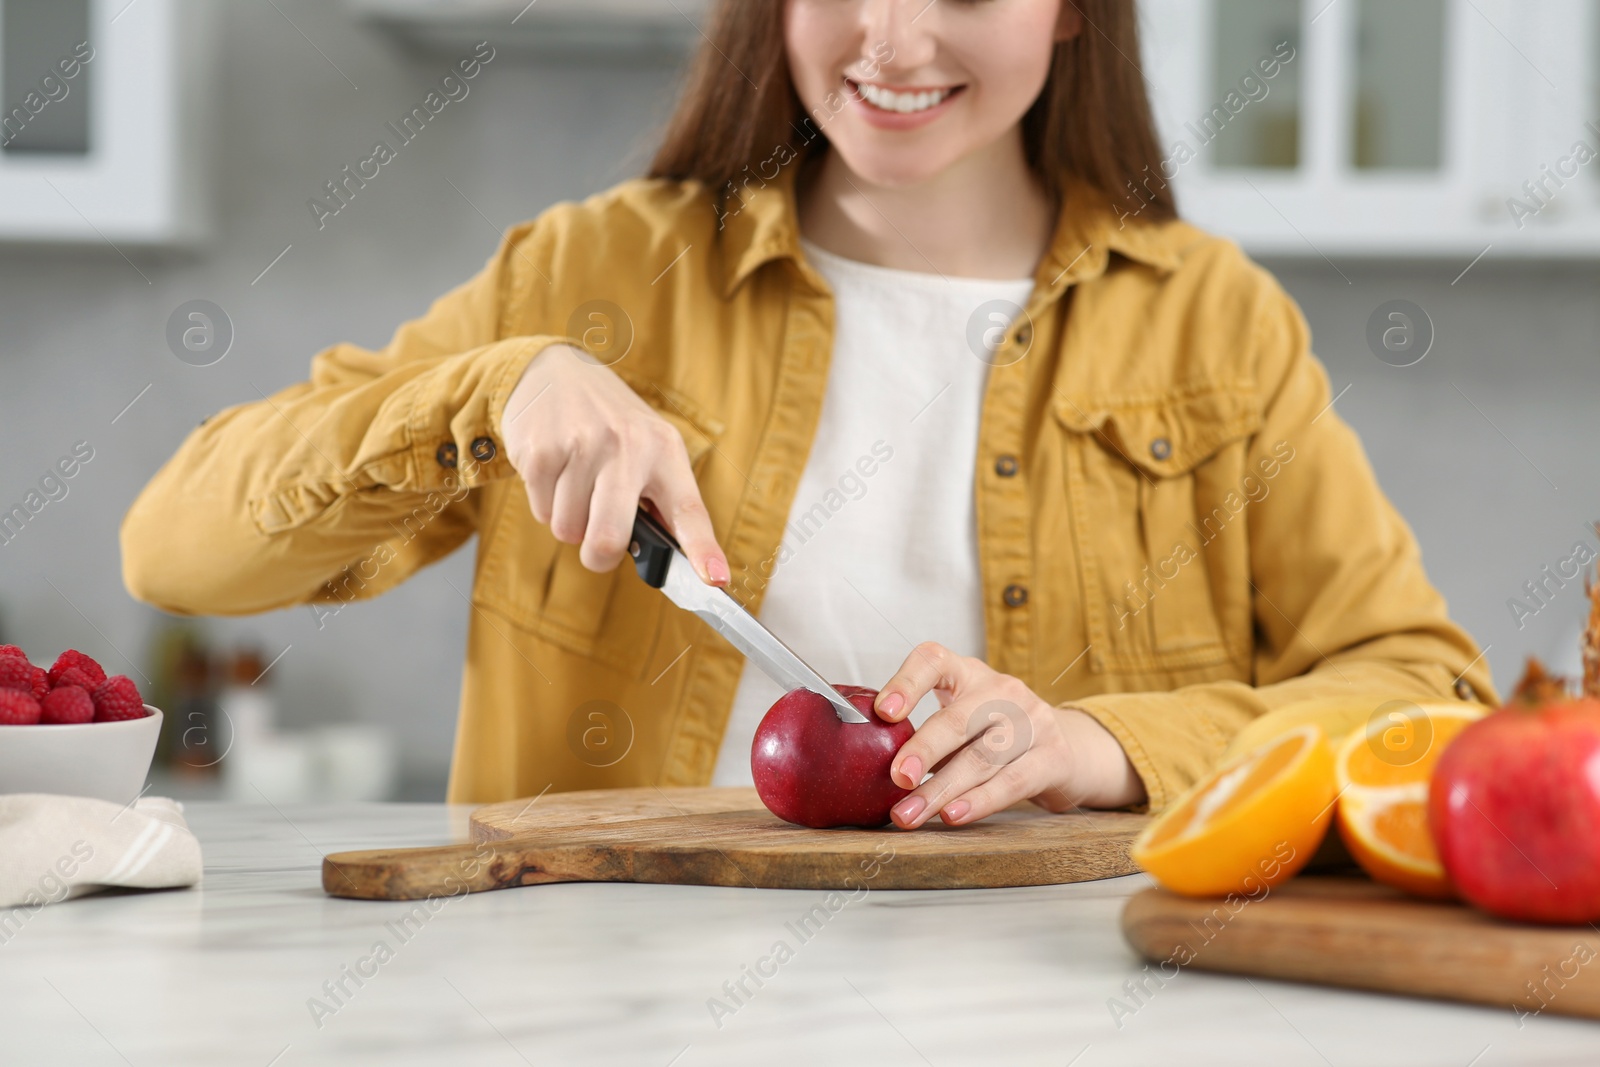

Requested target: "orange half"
[
  {"left": 1132, "top": 725, "right": 1335, "bottom": 898},
  {"left": 1334, "top": 703, "right": 1483, "bottom": 899}
]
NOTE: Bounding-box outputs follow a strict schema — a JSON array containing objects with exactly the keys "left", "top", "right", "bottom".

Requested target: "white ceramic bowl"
[{"left": 0, "top": 707, "right": 163, "bottom": 804}]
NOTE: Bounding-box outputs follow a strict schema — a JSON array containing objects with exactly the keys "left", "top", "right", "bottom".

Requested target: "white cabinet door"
[
  {"left": 1140, "top": 0, "right": 1600, "bottom": 257},
  {"left": 0, "top": 0, "right": 214, "bottom": 246}
]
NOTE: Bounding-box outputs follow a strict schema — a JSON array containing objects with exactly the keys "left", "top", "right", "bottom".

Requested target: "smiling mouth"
[{"left": 845, "top": 79, "right": 965, "bottom": 115}]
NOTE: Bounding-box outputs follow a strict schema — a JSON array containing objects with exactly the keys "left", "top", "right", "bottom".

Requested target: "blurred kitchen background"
[{"left": 0, "top": 0, "right": 1596, "bottom": 801}]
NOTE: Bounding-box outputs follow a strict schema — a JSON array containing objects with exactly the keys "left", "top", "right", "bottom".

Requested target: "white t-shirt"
[{"left": 710, "top": 239, "right": 1035, "bottom": 785}]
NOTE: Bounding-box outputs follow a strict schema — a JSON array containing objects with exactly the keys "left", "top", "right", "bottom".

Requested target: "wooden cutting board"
[
  {"left": 323, "top": 786, "right": 1146, "bottom": 900},
  {"left": 1122, "top": 876, "right": 1600, "bottom": 1020}
]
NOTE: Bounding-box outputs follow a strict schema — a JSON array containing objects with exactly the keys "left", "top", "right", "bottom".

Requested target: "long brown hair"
[{"left": 649, "top": 0, "right": 1176, "bottom": 223}]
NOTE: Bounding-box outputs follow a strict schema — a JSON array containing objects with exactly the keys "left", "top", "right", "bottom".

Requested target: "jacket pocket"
[
  {"left": 1054, "top": 384, "right": 1261, "bottom": 676},
  {"left": 472, "top": 377, "right": 722, "bottom": 680}
]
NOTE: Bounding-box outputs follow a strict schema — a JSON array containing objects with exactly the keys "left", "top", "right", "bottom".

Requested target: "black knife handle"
[{"left": 629, "top": 506, "right": 680, "bottom": 589}]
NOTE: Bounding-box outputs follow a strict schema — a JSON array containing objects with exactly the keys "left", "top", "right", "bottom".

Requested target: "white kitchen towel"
[{"left": 0, "top": 794, "right": 202, "bottom": 908}]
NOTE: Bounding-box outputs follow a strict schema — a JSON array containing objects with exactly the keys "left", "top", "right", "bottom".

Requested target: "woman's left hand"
[{"left": 875, "top": 642, "right": 1148, "bottom": 829}]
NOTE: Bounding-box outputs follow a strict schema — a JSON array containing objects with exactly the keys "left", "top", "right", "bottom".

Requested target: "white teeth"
[{"left": 855, "top": 82, "right": 953, "bottom": 114}]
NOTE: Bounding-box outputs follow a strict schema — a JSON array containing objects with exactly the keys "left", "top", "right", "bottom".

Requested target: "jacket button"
[
  {"left": 1002, "top": 584, "right": 1028, "bottom": 607},
  {"left": 994, "top": 454, "right": 1019, "bottom": 477},
  {"left": 1455, "top": 678, "right": 1478, "bottom": 702},
  {"left": 436, "top": 442, "right": 459, "bottom": 469},
  {"left": 1014, "top": 324, "right": 1032, "bottom": 347},
  {"left": 470, "top": 436, "right": 497, "bottom": 462},
  {"left": 1150, "top": 437, "right": 1172, "bottom": 461}
]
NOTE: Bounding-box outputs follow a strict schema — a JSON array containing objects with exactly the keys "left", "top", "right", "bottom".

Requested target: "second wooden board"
[{"left": 1122, "top": 876, "right": 1600, "bottom": 1020}]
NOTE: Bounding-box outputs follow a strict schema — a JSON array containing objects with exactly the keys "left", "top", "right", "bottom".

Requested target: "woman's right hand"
[{"left": 501, "top": 343, "right": 729, "bottom": 585}]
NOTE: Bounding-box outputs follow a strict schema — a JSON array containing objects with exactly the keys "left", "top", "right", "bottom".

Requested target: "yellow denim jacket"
[{"left": 120, "top": 165, "right": 1495, "bottom": 810}]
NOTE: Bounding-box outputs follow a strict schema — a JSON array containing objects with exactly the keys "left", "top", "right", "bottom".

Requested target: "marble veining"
[{"left": 0, "top": 802, "right": 1594, "bottom": 1066}]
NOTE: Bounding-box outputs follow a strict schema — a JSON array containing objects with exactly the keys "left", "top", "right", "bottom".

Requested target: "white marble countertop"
[{"left": 1, "top": 802, "right": 1595, "bottom": 1066}]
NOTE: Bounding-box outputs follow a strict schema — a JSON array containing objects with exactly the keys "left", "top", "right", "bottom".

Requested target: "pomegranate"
[{"left": 1430, "top": 659, "right": 1600, "bottom": 924}]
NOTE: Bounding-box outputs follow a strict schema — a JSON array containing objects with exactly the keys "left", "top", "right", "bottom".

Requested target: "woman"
[{"left": 121, "top": 0, "right": 1492, "bottom": 826}]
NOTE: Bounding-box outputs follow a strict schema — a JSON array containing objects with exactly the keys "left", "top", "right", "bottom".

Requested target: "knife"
[{"left": 628, "top": 507, "right": 870, "bottom": 723}]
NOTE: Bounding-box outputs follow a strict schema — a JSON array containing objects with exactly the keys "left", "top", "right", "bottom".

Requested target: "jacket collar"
[{"left": 717, "top": 160, "right": 1183, "bottom": 299}]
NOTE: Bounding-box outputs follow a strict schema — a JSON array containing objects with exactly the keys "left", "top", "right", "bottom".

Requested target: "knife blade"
[{"left": 628, "top": 507, "right": 871, "bottom": 724}]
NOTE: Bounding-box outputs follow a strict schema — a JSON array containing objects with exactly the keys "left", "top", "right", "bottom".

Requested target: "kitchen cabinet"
[
  {"left": 1139, "top": 0, "right": 1600, "bottom": 256},
  {"left": 0, "top": 0, "right": 213, "bottom": 245}
]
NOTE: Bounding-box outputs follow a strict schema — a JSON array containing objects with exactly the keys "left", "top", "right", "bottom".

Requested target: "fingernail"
[
  {"left": 943, "top": 800, "right": 971, "bottom": 823},
  {"left": 897, "top": 756, "right": 922, "bottom": 786},
  {"left": 878, "top": 692, "right": 905, "bottom": 717},
  {"left": 892, "top": 795, "right": 926, "bottom": 824},
  {"left": 706, "top": 556, "right": 729, "bottom": 585}
]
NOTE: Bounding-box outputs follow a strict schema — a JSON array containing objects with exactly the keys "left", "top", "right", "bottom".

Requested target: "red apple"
[
  {"left": 1430, "top": 661, "right": 1600, "bottom": 924},
  {"left": 751, "top": 685, "right": 913, "bottom": 829}
]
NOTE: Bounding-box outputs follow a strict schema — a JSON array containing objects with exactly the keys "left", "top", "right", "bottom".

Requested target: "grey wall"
[{"left": 0, "top": 1, "right": 1593, "bottom": 794}]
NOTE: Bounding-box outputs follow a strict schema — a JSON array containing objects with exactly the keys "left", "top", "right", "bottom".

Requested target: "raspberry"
[
  {"left": 29, "top": 665, "right": 48, "bottom": 702},
  {"left": 0, "top": 644, "right": 27, "bottom": 662},
  {"left": 0, "top": 656, "right": 34, "bottom": 692},
  {"left": 49, "top": 649, "right": 107, "bottom": 689},
  {"left": 0, "top": 689, "right": 41, "bottom": 725},
  {"left": 52, "top": 666, "right": 95, "bottom": 692},
  {"left": 40, "top": 685, "right": 94, "bottom": 725},
  {"left": 92, "top": 675, "right": 146, "bottom": 722}
]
